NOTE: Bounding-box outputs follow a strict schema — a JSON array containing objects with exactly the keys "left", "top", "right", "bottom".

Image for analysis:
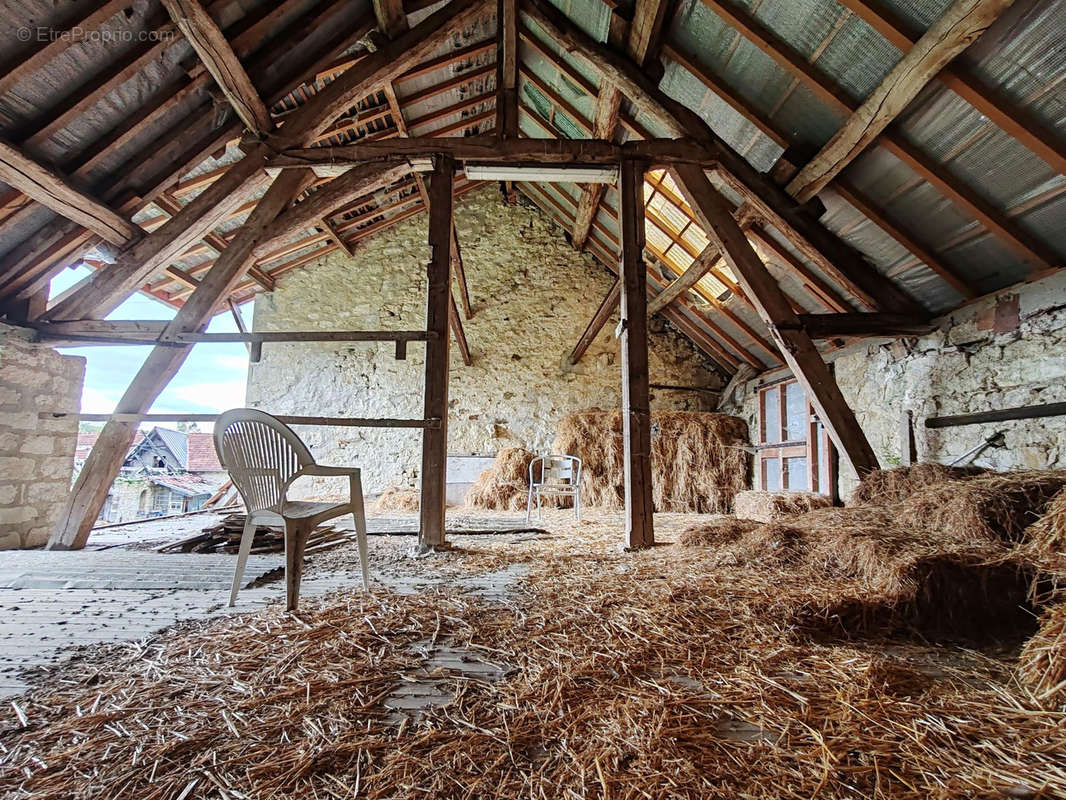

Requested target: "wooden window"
[{"left": 755, "top": 378, "right": 836, "bottom": 496}]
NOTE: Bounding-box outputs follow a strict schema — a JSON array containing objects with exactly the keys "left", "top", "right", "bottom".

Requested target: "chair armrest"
[{"left": 299, "top": 465, "right": 361, "bottom": 477}]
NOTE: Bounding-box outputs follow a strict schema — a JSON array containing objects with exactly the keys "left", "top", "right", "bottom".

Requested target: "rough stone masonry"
[
  {"left": 0, "top": 323, "right": 84, "bottom": 548},
  {"left": 247, "top": 185, "right": 723, "bottom": 496}
]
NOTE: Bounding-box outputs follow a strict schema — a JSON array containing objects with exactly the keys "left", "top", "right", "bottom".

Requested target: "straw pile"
[
  {"left": 678, "top": 515, "right": 759, "bottom": 546},
  {"left": 3, "top": 518, "right": 1065, "bottom": 799},
  {"left": 895, "top": 470, "right": 1066, "bottom": 542},
  {"left": 733, "top": 490, "right": 832, "bottom": 523},
  {"left": 1019, "top": 488, "right": 1066, "bottom": 586},
  {"left": 373, "top": 486, "right": 420, "bottom": 513},
  {"left": 1018, "top": 602, "right": 1066, "bottom": 709},
  {"left": 847, "top": 462, "right": 985, "bottom": 506},
  {"left": 465, "top": 448, "right": 540, "bottom": 511},
  {"left": 552, "top": 409, "right": 750, "bottom": 513}
]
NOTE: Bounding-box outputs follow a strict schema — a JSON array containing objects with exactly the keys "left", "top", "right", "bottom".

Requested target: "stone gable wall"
[
  {"left": 246, "top": 186, "right": 722, "bottom": 496},
  {"left": 717, "top": 270, "right": 1066, "bottom": 498},
  {"left": 0, "top": 324, "right": 85, "bottom": 548}
]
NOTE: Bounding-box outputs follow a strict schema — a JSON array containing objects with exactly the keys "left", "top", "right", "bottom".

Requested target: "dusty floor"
[{"left": 2, "top": 507, "right": 1063, "bottom": 799}]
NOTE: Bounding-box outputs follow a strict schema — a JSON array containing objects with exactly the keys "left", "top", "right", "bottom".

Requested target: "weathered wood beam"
[
  {"left": 627, "top": 0, "right": 676, "bottom": 68},
  {"left": 521, "top": 0, "right": 924, "bottom": 316},
  {"left": 674, "top": 162, "right": 879, "bottom": 477},
  {"left": 0, "top": 139, "right": 140, "bottom": 247},
  {"left": 160, "top": 0, "right": 274, "bottom": 135},
  {"left": 497, "top": 0, "right": 519, "bottom": 138},
  {"left": 799, "top": 312, "right": 935, "bottom": 337},
  {"left": 419, "top": 156, "right": 455, "bottom": 550},
  {"left": 696, "top": 0, "right": 1058, "bottom": 272},
  {"left": 449, "top": 288, "right": 473, "bottom": 365},
  {"left": 568, "top": 279, "right": 620, "bottom": 365},
  {"left": 619, "top": 159, "right": 655, "bottom": 550},
  {"left": 646, "top": 245, "right": 719, "bottom": 315},
  {"left": 373, "top": 0, "right": 409, "bottom": 37},
  {"left": 835, "top": 0, "right": 1066, "bottom": 177},
  {"left": 787, "top": 0, "right": 1016, "bottom": 203},
  {"left": 42, "top": 0, "right": 486, "bottom": 322},
  {"left": 48, "top": 168, "right": 311, "bottom": 550}
]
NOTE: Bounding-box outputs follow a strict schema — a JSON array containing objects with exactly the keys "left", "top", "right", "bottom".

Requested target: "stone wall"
[
  {"left": 0, "top": 324, "right": 85, "bottom": 548},
  {"left": 718, "top": 270, "right": 1066, "bottom": 498},
  {"left": 246, "top": 186, "right": 721, "bottom": 496}
]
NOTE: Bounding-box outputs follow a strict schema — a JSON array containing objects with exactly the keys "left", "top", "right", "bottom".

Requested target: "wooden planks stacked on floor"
[{"left": 159, "top": 514, "right": 352, "bottom": 556}]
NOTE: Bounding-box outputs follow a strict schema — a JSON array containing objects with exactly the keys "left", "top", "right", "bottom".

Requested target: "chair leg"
[
  {"left": 526, "top": 484, "right": 534, "bottom": 524},
  {"left": 575, "top": 489, "right": 582, "bottom": 522},
  {"left": 229, "top": 515, "right": 258, "bottom": 607},
  {"left": 350, "top": 472, "right": 370, "bottom": 591},
  {"left": 284, "top": 519, "right": 311, "bottom": 612}
]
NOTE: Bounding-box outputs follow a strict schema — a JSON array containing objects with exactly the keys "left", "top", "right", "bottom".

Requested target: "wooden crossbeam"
[
  {"left": 799, "top": 312, "right": 935, "bottom": 338},
  {"left": 786, "top": 0, "right": 1016, "bottom": 204},
  {"left": 41, "top": 0, "right": 486, "bottom": 322},
  {"left": 48, "top": 168, "right": 312, "bottom": 550},
  {"left": 161, "top": 0, "right": 274, "bottom": 135},
  {"left": 0, "top": 139, "right": 140, "bottom": 247},
  {"left": 673, "top": 162, "right": 879, "bottom": 477},
  {"left": 646, "top": 245, "right": 719, "bottom": 314},
  {"left": 497, "top": 0, "right": 519, "bottom": 138}
]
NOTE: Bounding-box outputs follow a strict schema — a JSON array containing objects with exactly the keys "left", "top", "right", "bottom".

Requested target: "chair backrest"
[
  {"left": 530, "top": 454, "right": 582, "bottom": 488},
  {"left": 214, "top": 409, "right": 315, "bottom": 513}
]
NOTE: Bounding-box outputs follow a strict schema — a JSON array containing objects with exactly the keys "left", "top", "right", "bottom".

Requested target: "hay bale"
[
  {"left": 733, "top": 490, "right": 832, "bottom": 523},
  {"left": 1018, "top": 602, "right": 1066, "bottom": 709},
  {"left": 847, "top": 462, "right": 985, "bottom": 507},
  {"left": 465, "top": 448, "right": 539, "bottom": 511},
  {"left": 373, "top": 487, "right": 420, "bottom": 513},
  {"left": 895, "top": 470, "right": 1066, "bottom": 543},
  {"left": 677, "top": 515, "right": 759, "bottom": 546},
  {"left": 552, "top": 409, "right": 750, "bottom": 513}
]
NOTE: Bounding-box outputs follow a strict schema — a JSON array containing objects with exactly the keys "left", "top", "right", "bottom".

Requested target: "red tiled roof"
[
  {"left": 150, "top": 472, "right": 220, "bottom": 496},
  {"left": 186, "top": 432, "right": 222, "bottom": 472}
]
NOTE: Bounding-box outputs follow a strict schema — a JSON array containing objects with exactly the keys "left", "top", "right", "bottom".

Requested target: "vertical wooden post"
[
  {"left": 619, "top": 158, "right": 654, "bottom": 550},
  {"left": 418, "top": 155, "right": 454, "bottom": 550}
]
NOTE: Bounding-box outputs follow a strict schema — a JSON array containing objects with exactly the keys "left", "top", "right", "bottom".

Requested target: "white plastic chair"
[
  {"left": 526, "top": 454, "right": 582, "bottom": 522},
  {"left": 214, "top": 409, "right": 369, "bottom": 610}
]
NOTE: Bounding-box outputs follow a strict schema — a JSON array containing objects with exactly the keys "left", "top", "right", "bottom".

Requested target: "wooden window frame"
[{"left": 755, "top": 378, "right": 836, "bottom": 495}]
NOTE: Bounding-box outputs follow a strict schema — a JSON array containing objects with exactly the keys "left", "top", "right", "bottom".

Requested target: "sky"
[{"left": 51, "top": 265, "right": 252, "bottom": 425}]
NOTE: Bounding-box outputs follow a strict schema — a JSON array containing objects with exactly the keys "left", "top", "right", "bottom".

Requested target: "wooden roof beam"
[
  {"left": 787, "top": 0, "right": 1017, "bottom": 203},
  {"left": 41, "top": 0, "right": 488, "bottom": 322},
  {"left": 161, "top": 0, "right": 274, "bottom": 135},
  {"left": 835, "top": 0, "right": 1066, "bottom": 176},
  {"left": 497, "top": 0, "right": 519, "bottom": 138},
  {"left": 522, "top": 0, "right": 924, "bottom": 316},
  {"left": 0, "top": 139, "right": 140, "bottom": 247},
  {"left": 373, "top": 0, "right": 409, "bottom": 38},
  {"left": 696, "top": 0, "right": 1059, "bottom": 272},
  {"left": 673, "top": 161, "right": 880, "bottom": 477}
]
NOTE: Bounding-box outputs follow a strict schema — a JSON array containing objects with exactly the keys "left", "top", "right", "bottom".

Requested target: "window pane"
[
  {"left": 785, "top": 457, "right": 808, "bottom": 490},
  {"left": 762, "top": 387, "right": 780, "bottom": 444},
  {"left": 763, "top": 457, "right": 782, "bottom": 491},
  {"left": 784, "top": 382, "right": 807, "bottom": 441}
]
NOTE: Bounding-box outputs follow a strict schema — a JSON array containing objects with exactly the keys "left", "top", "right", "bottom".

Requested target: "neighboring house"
[{"left": 75, "top": 428, "right": 229, "bottom": 524}]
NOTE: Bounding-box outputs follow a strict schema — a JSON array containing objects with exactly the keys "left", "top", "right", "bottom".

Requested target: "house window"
[{"left": 756, "top": 379, "right": 835, "bottom": 496}]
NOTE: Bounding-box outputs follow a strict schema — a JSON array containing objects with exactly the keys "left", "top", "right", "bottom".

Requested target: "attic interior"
[{"left": 1, "top": 0, "right": 1066, "bottom": 795}]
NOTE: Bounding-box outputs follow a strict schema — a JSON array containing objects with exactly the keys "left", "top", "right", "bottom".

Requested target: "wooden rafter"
[
  {"left": 0, "top": 139, "right": 140, "bottom": 247},
  {"left": 48, "top": 167, "right": 312, "bottom": 550},
  {"left": 41, "top": 0, "right": 487, "bottom": 322},
  {"left": 835, "top": 0, "right": 1066, "bottom": 177},
  {"left": 694, "top": 0, "right": 1059, "bottom": 272},
  {"left": 497, "top": 0, "right": 519, "bottom": 138},
  {"left": 373, "top": 0, "right": 408, "bottom": 38},
  {"left": 160, "top": 0, "right": 274, "bottom": 135},
  {"left": 786, "top": 0, "right": 1017, "bottom": 204},
  {"left": 673, "top": 162, "right": 880, "bottom": 477}
]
